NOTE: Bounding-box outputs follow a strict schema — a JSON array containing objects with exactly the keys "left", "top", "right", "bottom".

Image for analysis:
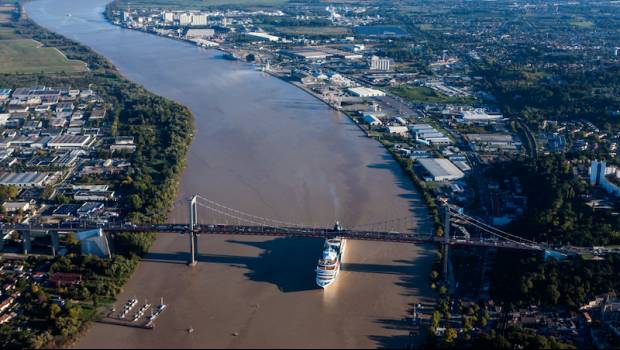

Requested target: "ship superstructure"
[{"left": 315, "top": 232, "right": 345, "bottom": 289}]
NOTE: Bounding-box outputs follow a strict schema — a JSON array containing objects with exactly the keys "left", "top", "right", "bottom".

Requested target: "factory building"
[
  {"left": 362, "top": 113, "right": 383, "bottom": 126},
  {"left": 179, "top": 13, "right": 192, "bottom": 26},
  {"left": 386, "top": 126, "right": 409, "bottom": 135},
  {"left": 417, "top": 158, "right": 465, "bottom": 181},
  {"left": 162, "top": 11, "right": 174, "bottom": 23},
  {"left": 370, "top": 55, "right": 391, "bottom": 71},
  {"left": 0, "top": 172, "right": 50, "bottom": 187},
  {"left": 348, "top": 87, "right": 386, "bottom": 97},
  {"left": 465, "top": 133, "right": 521, "bottom": 152},
  {"left": 48, "top": 135, "right": 94, "bottom": 150},
  {"left": 190, "top": 14, "right": 208, "bottom": 26},
  {"left": 458, "top": 109, "right": 503, "bottom": 122},
  {"left": 186, "top": 29, "right": 215, "bottom": 39},
  {"left": 409, "top": 124, "right": 451, "bottom": 145},
  {"left": 247, "top": 32, "right": 280, "bottom": 42}
]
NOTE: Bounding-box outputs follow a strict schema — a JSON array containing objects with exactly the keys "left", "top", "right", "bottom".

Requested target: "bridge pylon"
[
  {"left": 50, "top": 231, "right": 59, "bottom": 257},
  {"left": 22, "top": 230, "right": 31, "bottom": 255},
  {"left": 188, "top": 194, "right": 199, "bottom": 266},
  {"left": 443, "top": 204, "right": 450, "bottom": 283}
]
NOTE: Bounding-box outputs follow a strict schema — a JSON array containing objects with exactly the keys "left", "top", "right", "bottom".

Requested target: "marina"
[{"left": 103, "top": 297, "right": 167, "bottom": 329}]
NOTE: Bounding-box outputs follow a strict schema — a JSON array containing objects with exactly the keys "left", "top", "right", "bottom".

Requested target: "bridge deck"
[{"left": 1, "top": 223, "right": 544, "bottom": 251}]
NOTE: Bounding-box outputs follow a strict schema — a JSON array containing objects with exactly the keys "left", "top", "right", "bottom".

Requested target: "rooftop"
[{"left": 417, "top": 158, "right": 465, "bottom": 180}]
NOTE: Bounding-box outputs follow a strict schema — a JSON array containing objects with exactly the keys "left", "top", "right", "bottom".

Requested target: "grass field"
[
  {"left": 570, "top": 20, "right": 595, "bottom": 29},
  {"left": 271, "top": 26, "right": 351, "bottom": 36},
  {"left": 417, "top": 24, "right": 433, "bottom": 31},
  {"left": 391, "top": 85, "right": 473, "bottom": 105},
  {"left": 116, "top": 0, "right": 287, "bottom": 9},
  {"left": 0, "top": 39, "right": 87, "bottom": 74},
  {"left": 0, "top": 28, "right": 17, "bottom": 39}
]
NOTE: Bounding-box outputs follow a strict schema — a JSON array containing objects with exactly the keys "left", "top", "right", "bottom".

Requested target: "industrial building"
[
  {"left": 386, "top": 126, "right": 409, "bottom": 135},
  {"left": 284, "top": 47, "right": 362, "bottom": 61},
  {"left": 74, "top": 190, "right": 115, "bottom": 202},
  {"left": 179, "top": 13, "right": 192, "bottom": 26},
  {"left": 186, "top": 29, "right": 215, "bottom": 39},
  {"left": 465, "top": 133, "right": 521, "bottom": 152},
  {"left": 417, "top": 158, "right": 465, "bottom": 181},
  {"left": 162, "top": 11, "right": 174, "bottom": 23},
  {"left": 458, "top": 109, "right": 503, "bottom": 122},
  {"left": 0, "top": 89, "right": 11, "bottom": 101},
  {"left": 0, "top": 172, "right": 50, "bottom": 187},
  {"left": 247, "top": 32, "right": 280, "bottom": 42},
  {"left": 348, "top": 87, "right": 386, "bottom": 97},
  {"left": 370, "top": 55, "right": 391, "bottom": 71},
  {"left": 590, "top": 160, "right": 620, "bottom": 197},
  {"left": 409, "top": 124, "right": 451, "bottom": 145},
  {"left": 48, "top": 135, "right": 93, "bottom": 150},
  {"left": 110, "top": 136, "right": 137, "bottom": 153},
  {"left": 2, "top": 201, "right": 31, "bottom": 213},
  {"left": 362, "top": 113, "right": 383, "bottom": 126},
  {"left": 283, "top": 48, "right": 330, "bottom": 61},
  {"left": 190, "top": 14, "right": 208, "bottom": 26}
]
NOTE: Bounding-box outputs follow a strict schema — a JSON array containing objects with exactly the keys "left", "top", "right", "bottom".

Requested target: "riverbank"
[{"left": 0, "top": 2, "right": 194, "bottom": 347}]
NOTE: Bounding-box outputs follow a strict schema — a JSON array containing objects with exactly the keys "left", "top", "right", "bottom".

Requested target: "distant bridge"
[{"left": 1, "top": 194, "right": 612, "bottom": 266}]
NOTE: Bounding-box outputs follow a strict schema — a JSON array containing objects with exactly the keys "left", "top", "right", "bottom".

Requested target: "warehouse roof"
[
  {"left": 49, "top": 135, "right": 91, "bottom": 146},
  {"left": 348, "top": 87, "right": 386, "bottom": 97},
  {"left": 0, "top": 172, "right": 49, "bottom": 186},
  {"left": 417, "top": 158, "right": 464, "bottom": 180}
]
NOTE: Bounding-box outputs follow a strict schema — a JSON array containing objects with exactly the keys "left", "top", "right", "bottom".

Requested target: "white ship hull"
[
  {"left": 315, "top": 238, "right": 345, "bottom": 289},
  {"left": 316, "top": 263, "right": 339, "bottom": 288},
  {"left": 316, "top": 276, "right": 336, "bottom": 288}
]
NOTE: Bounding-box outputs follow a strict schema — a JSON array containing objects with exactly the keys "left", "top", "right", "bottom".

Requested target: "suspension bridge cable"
[
  {"left": 195, "top": 202, "right": 277, "bottom": 228},
  {"left": 448, "top": 207, "right": 537, "bottom": 244},
  {"left": 452, "top": 213, "right": 537, "bottom": 245},
  {"left": 449, "top": 215, "right": 536, "bottom": 248},
  {"left": 195, "top": 201, "right": 311, "bottom": 235},
  {"left": 195, "top": 195, "right": 306, "bottom": 228}
]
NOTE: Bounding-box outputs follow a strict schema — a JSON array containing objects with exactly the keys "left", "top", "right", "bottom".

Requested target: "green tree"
[
  {"left": 49, "top": 304, "right": 61, "bottom": 320},
  {"left": 443, "top": 328, "right": 458, "bottom": 344}
]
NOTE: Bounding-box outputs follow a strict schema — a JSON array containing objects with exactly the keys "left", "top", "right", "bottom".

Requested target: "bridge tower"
[
  {"left": 443, "top": 204, "right": 450, "bottom": 282},
  {"left": 188, "top": 194, "right": 199, "bottom": 266},
  {"left": 50, "top": 231, "right": 60, "bottom": 257},
  {"left": 22, "top": 230, "right": 31, "bottom": 255}
]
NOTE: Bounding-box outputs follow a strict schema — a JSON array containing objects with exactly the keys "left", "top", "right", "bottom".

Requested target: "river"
[{"left": 26, "top": 0, "right": 436, "bottom": 348}]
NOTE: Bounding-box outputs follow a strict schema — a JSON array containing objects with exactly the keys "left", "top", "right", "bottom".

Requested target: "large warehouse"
[
  {"left": 48, "top": 135, "right": 93, "bottom": 149},
  {"left": 0, "top": 172, "right": 50, "bottom": 187},
  {"left": 417, "top": 158, "right": 465, "bottom": 181},
  {"left": 347, "top": 87, "right": 386, "bottom": 97}
]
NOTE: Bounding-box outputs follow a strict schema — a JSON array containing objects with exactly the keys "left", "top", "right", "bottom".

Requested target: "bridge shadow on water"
[
  {"left": 141, "top": 236, "right": 325, "bottom": 293},
  {"left": 140, "top": 238, "right": 435, "bottom": 347},
  {"left": 141, "top": 251, "right": 189, "bottom": 265},
  {"left": 213, "top": 236, "right": 324, "bottom": 293}
]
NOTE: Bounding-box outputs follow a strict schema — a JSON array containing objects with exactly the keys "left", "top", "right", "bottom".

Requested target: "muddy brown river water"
[{"left": 26, "top": 0, "right": 436, "bottom": 347}]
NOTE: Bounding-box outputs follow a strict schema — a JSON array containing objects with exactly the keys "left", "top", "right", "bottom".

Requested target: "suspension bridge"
[{"left": 1, "top": 194, "right": 610, "bottom": 266}]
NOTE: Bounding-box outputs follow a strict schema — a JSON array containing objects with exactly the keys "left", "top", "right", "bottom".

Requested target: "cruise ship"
[{"left": 315, "top": 231, "right": 346, "bottom": 288}]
